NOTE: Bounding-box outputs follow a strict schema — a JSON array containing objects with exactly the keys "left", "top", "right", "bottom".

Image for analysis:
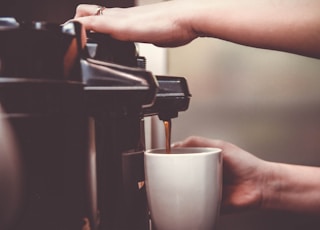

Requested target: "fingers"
[
  {"left": 71, "top": 4, "right": 109, "bottom": 33},
  {"left": 72, "top": 16, "right": 98, "bottom": 32},
  {"left": 72, "top": 4, "right": 125, "bottom": 37},
  {"left": 71, "top": 2, "right": 197, "bottom": 46},
  {"left": 74, "top": 4, "right": 106, "bottom": 18},
  {"left": 172, "top": 136, "right": 227, "bottom": 149}
]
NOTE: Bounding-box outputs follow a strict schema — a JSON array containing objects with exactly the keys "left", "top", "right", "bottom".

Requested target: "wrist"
[
  {"left": 260, "top": 162, "right": 320, "bottom": 214},
  {"left": 260, "top": 161, "right": 283, "bottom": 211}
]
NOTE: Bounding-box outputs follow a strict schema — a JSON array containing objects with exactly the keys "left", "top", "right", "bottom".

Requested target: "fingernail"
[{"left": 171, "top": 142, "right": 181, "bottom": 148}]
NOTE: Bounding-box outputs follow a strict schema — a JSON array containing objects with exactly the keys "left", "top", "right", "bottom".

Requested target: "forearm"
[
  {"left": 189, "top": 0, "right": 320, "bottom": 58},
  {"left": 74, "top": 0, "right": 320, "bottom": 57},
  {"left": 262, "top": 162, "right": 320, "bottom": 214}
]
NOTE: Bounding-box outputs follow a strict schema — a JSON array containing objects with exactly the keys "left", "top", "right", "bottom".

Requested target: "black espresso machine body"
[
  {"left": 0, "top": 19, "right": 97, "bottom": 230},
  {"left": 82, "top": 33, "right": 191, "bottom": 229},
  {"left": 82, "top": 34, "right": 158, "bottom": 230},
  {"left": 0, "top": 18, "right": 191, "bottom": 230}
]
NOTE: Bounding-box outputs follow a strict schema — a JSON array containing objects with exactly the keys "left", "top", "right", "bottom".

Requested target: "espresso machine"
[
  {"left": 0, "top": 17, "right": 191, "bottom": 230},
  {"left": 0, "top": 18, "right": 96, "bottom": 230}
]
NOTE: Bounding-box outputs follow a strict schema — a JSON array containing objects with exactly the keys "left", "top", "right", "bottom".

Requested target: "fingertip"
[{"left": 171, "top": 142, "right": 182, "bottom": 148}]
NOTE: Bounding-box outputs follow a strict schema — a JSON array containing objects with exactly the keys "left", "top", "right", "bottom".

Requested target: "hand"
[
  {"left": 73, "top": 2, "right": 199, "bottom": 47},
  {"left": 72, "top": 1, "right": 320, "bottom": 58},
  {"left": 173, "top": 136, "right": 271, "bottom": 214}
]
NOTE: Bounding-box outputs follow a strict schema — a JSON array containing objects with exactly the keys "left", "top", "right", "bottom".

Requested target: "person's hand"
[
  {"left": 73, "top": 1, "right": 199, "bottom": 47},
  {"left": 72, "top": 0, "right": 320, "bottom": 58},
  {"left": 173, "top": 136, "right": 272, "bottom": 214}
]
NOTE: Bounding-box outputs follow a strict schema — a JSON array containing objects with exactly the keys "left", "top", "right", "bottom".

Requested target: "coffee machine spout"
[{"left": 143, "top": 75, "right": 192, "bottom": 121}]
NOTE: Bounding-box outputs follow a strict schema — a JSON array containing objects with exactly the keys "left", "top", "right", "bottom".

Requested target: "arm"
[
  {"left": 173, "top": 136, "right": 320, "bottom": 215},
  {"left": 264, "top": 162, "right": 320, "bottom": 214},
  {"left": 73, "top": 0, "right": 320, "bottom": 58},
  {"left": 190, "top": 0, "right": 320, "bottom": 58}
]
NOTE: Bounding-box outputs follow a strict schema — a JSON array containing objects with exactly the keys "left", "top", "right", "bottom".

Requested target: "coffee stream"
[{"left": 163, "top": 119, "right": 172, "bottom": 153}]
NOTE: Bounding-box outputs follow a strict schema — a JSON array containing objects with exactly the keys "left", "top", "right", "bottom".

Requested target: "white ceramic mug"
[{"left": 144, "top": 147, "right": 222, "bottom": 230}]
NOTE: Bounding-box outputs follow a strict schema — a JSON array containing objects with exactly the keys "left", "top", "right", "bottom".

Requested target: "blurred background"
[{"left": 138, "top": 0, "right": 320, "bottom": 229}]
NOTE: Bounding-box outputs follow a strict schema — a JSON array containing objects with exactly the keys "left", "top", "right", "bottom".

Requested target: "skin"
[
  {"left": 173, "top": 136, "right": 320, "bottom": 215},
  {"left": 72, "top": 0, "right": 320, "bottom": 214},
  {"left": 73, "top": 0, "right": 320, "bottom": 58}
]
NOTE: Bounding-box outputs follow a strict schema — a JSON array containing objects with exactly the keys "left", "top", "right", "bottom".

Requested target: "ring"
[{"left": 95, "top": 6, "right": 106, "bottom": 16}]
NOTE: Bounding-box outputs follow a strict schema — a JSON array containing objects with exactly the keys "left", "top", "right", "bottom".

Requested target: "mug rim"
[{"left": 145, "top": 147, "right": 222, "bottom": 156}]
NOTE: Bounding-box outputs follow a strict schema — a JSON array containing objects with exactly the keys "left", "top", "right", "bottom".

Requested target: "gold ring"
[{"left": 95, "top": 6, "right": 106, "bottom": 16}]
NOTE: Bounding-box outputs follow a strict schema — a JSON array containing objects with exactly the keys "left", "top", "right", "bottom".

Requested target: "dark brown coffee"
[{"left": 163, "top": 119, "right": 171, "bottom": 153}]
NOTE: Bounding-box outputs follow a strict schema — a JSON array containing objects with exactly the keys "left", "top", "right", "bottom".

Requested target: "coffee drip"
[
  {"left": 163, "top": 119, "right": 172, "bottom": 153},
  {"left": 143, "top": 75, "right": 191, "bottom": 154}
]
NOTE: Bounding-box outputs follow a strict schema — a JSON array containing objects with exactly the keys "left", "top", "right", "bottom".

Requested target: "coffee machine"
[
  {"left": 0, "top": 18, "right": 96, "bottom": 230},
  {"left": 0, "top": 18, "right": 191, "bottom": 230}
]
